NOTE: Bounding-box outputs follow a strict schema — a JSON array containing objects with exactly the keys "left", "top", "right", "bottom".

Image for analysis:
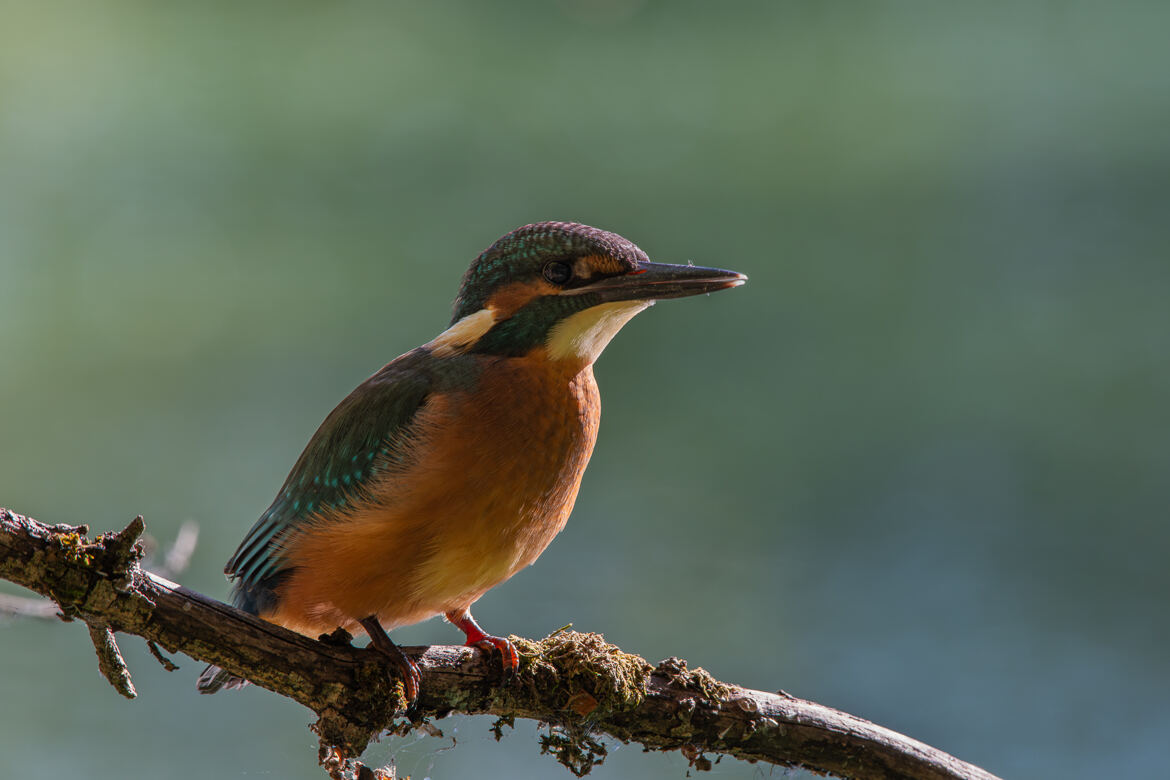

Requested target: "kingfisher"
[{"left": 197, "top": 222, "right": 746, "bottom": 698}]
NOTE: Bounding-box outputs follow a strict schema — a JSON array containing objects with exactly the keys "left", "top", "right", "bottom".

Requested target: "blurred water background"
[{"left": 2, "top": 2, "right": 1168, "bottom": 778}]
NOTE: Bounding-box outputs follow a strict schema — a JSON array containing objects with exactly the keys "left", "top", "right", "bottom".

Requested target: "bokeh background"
[{"left": 2, "top": 2, "right": 1168, "bottom": 778}]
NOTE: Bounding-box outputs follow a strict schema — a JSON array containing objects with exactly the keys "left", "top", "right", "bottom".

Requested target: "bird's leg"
[
  {"left": 358, "top": 616, "right": 420, "bottom": 702},
  {"left": 445, "top": 608, "right": 519, "bottom": 676}
]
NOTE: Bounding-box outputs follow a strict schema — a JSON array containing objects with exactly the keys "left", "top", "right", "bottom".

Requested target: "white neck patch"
[
  {"left": 426, "top": 308, "right": 497, "bottom": 357},
  {"left": 545, "top": 301, "right": 653, "bottom": 364}
]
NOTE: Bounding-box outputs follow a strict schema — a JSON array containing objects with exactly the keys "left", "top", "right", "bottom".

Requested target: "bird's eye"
[{"left": 542, "top": 260, "right": 573, "bottom": 285}]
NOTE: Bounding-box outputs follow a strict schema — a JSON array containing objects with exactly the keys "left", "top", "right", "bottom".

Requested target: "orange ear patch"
[{"left": 486, "top": 280, "right": 558, "bottom": 318}]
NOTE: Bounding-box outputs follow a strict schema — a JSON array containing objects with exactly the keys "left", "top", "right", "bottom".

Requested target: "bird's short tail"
[
  {"left": 196, "top": 664, "right": 250, "bottom": 694},
  {"left": 197, "top": 571, "right": 281, "bottom": 693}
]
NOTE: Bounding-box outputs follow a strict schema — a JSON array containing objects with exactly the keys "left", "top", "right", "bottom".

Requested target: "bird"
[{"left": 197, "top": 221, "right": 746, "bottom": 698}]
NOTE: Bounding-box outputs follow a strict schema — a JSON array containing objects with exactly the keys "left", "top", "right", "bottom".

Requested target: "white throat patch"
[{"left": 545, "top": 301, "right": 653, "bottom": 364}]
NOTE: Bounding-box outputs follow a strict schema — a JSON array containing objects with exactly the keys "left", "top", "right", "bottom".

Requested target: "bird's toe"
[{"left": 470, "top": 635, "right": 519, "bottom": 678}]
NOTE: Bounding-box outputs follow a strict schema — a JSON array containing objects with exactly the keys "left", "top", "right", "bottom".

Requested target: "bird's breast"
[
  {"left": 276, "top": 353, "right": 601, "bottom": 631},
  {"left": 410, "top": 354, "right": 601, "bottom": 565}
]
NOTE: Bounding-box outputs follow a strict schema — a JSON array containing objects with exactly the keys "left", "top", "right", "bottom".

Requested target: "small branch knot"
[
  {"left": 98, "top": 515, "right": 146, "bottom": 574},
  {"left": 86, "top": 622, "right": 137, "bottom": 699}
]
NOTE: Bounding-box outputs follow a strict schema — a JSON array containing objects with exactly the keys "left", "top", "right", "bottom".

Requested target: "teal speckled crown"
[{"left": 451, "top": 222, "right": 648, "bottom": 323}]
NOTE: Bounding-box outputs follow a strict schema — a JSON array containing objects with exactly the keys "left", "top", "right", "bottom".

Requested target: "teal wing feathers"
[{"left": 225, "top": 348, "right": 436, "bottom": 613}]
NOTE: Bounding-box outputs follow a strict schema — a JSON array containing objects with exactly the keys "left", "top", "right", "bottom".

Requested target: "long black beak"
[{"left": 571, "top": 261, "right": 747, "bottom": 303}]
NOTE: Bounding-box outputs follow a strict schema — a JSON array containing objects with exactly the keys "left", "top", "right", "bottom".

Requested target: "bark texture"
[{"left": 0, "top": 508, "right": 1000, "bottom": 780}]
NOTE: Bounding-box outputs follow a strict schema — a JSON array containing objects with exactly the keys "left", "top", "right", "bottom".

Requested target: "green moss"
[
  {"left": 653, "top": 656, "right": 731, "bottom": 700},
  {"left": 539, "top": 728, "right": 609, "bottom": 777},
  {"left": 350, "top": 660, "right": 409, "bottom": 725},
  {"left": 509, "top": 631, "right": 654, "bottom": 776},
  {"left": 514, "top": 631, "right": 653, "bottom": 718},
  {"left": 489, "top": 714, "right": 514, "bottom": 741}
]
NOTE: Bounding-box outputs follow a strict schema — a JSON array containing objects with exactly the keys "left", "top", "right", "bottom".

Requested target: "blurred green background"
[{"left": 2, "top": 1, "right": 1168, "bottom": 778}]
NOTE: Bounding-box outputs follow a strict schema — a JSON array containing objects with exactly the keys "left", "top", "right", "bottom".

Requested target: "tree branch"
[
  {"left": 0, "top": 517, "right": 198, "bottom": 619},
  {"left": 0, "top": 507, "right": 1000, "bottom": 780}
]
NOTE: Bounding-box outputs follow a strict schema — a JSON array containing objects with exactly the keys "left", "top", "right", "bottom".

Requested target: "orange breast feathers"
[{"left": 268, "top": 354, "right": 601, "bottom": 636}]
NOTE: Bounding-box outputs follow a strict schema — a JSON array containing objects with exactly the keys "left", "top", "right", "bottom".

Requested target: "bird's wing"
[{"left": 225, "top": 349, "right": 435, "bottom": 603}]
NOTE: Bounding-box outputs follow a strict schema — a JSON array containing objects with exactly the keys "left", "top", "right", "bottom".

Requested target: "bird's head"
[{"left": 428, "top": 222, "right": 746, "bottom": 365}]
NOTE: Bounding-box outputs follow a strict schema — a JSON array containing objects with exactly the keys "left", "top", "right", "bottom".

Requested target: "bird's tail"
[
  {"left": 199, "top": 566, "right": 288, "bottom": 692},
  {"left": 196, "top": 664, "right": 250, "bottom": 694},
  {"left": 195, "top": 581, "right": 256, "bottom": 694}
]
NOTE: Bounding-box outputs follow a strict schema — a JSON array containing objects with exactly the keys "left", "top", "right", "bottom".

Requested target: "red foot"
[
  {"left": 470, "top": 634, "right": 519, "bottom": 675},
  {"left": 446, "top": 609, "right": 519, "bottom": 676}
]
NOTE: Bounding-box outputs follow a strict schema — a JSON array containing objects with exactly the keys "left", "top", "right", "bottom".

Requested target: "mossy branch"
[{"left": 0, "top": 507, "right": 1000, "bottom": 780}]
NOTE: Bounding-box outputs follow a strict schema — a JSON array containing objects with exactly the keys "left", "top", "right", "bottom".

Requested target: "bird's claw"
[
  {"left": 393, "top": 654, "right": 422, "bottom": 703},
  {"left": 360, "top": 616, "right": 421, "bottom": 705},
  {"left": 469, "top": 635, "right": 519, "bottom": 679}
]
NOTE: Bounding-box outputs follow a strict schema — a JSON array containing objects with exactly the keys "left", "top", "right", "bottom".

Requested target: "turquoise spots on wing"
[
  {"left": 227, "top": 449, "right": 385, "bottom": 584},
  {"left": 224, "top": 347, "right": 434, "bottom": 597}
]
